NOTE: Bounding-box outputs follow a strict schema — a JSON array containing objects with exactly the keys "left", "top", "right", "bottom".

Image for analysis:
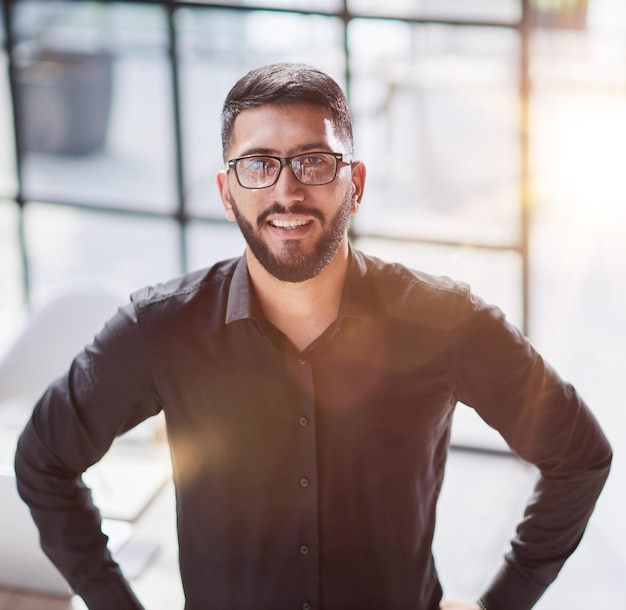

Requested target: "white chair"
[
  {"left": 0, "top": 289, "right": 123, "bottom": 404},
  {"left": 0, "top": 288, "right": 171, "bottom": 524}
]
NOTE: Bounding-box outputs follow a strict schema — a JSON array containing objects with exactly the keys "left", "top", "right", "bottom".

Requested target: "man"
[{"left": 15, "top": 63, "right": 611, "bottom": 610}]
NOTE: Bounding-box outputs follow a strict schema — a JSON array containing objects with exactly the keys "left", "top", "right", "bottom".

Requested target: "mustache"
[{"left": 257, "top": 203, "right": 325, "bottom": 228}]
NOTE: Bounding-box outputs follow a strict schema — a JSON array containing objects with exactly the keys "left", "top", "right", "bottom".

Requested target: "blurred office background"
[{"left": 0, "top": 0, "right": 624, "bottom": 607}]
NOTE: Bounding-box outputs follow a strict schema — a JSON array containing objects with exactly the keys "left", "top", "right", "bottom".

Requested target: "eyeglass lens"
[{"left": 235, "top": 153, "right": 338, "bottom": 188}]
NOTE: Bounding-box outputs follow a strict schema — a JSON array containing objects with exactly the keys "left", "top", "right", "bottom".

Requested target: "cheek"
[{"left": 229, "top": 194, "right": 260, "bottom": 230}]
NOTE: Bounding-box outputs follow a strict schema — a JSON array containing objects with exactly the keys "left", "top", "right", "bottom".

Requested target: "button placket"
[{"left": 290, "top": 354, "right": 318, "bottom": 609}]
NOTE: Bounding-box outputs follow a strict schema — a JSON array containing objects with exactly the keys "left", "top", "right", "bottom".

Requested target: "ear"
[
  {"left": 349, "top": 161, "right": 366, "bottom": 214},
  {"left": 216, "top": 170, "right": 237, "bottom": 222}
]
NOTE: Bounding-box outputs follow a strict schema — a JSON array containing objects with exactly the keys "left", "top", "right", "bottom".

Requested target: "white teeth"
[{"left": 270, "top": 219, "right": 311, "bottom": 229}]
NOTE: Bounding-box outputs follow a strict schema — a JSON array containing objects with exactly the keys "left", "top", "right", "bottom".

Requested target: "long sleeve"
[
  {"left": 14, "top": 301, "right": 161, "bottom": 610},
  {"left": 456, "top": 294, "right": 612, "bottom": 609}
]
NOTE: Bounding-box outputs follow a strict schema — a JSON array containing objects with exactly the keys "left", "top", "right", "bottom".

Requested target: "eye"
[
  {"left": 302, "top": 154, "right": 329, "bottom": 166},
  {"left": 240, "top": 157, "right": 275, "bottom": 172}
]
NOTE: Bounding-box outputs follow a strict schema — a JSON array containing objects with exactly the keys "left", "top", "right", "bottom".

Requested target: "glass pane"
[
  {"left": 12, "top": 2, "right": 176, "bottom": 212},
  {"left": 350, "top": 21, "right": 521, "bottom": 247},
  {"left": 0, "top": 200, "right": 26, "bottom": 353},
  {"left": 353, "top": 237, "right": 523, "bottom": 330},
  {"left": 186, "top": 221, "right": 246, "bottom": 271},
  {"left": 182, "top": 0, "right": 343, "bottom": 10},
  {"left": 348, "top": 0, "right": 520, "bottom": 22},
  {"left": 24, "top": 203, "right": 181, "bottom": 306},
  {"left": 177, "top": 8, "right": 346, "bottom": 218},
  {"left": 0, "top": 52, "right": 17, "bottom": 198},
  {"left": 528, "top": 2, "right": 626, "bottom": 404}
]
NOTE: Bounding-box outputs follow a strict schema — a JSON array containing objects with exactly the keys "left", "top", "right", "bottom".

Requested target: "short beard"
[{"left": 230, "top": 192, "right": 352, "bottom": 283}]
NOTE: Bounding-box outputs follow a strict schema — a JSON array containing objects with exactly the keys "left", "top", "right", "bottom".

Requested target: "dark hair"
[{"left": 221, "top": 63, "right": 353, "bottom": 160}]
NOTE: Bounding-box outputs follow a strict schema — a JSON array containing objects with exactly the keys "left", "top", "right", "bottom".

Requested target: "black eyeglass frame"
[{"left": 226, "top": 151, "right": 353, "bottom": 189}]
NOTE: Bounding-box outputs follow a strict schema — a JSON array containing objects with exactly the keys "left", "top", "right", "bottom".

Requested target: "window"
[
  {"left": 1, "top": 0, "right": 528, "bottom": 326},
  {"left": 1, "top": 0, "right": 529, "bottom": 451}
]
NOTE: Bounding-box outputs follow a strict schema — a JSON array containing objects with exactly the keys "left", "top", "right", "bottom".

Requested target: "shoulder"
[
  {"left": 354, "top": 248, "right": 518, "bottom": 350},
  {"left": 130, "top": 257, "right": 240, "bottom": 311},
  {"left": 354, "top": 249, "right": 474, "bottom": 321}
]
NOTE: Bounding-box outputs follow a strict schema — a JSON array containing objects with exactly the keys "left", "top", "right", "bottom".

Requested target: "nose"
[{"left": 271, "top": 160, "right": 305, "bottom": 201}]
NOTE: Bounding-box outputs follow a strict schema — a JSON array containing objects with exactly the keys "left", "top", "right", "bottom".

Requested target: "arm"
[
  {"left": 14, "top": 302, "right": 160, "bottom": 610},
  {"left": 456, "top": 294, "right": 612, "bottom": 609}
]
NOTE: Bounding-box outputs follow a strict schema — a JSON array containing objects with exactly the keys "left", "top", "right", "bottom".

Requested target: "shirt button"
[
  {"left": 299, "top": 417, "right": 308, "bottom": 426},
  {"left": 300, "top": 477, "right": 310, "bottom": 488},
  {"left": 298, "top": 358, "right": 306, "bottom": 365},
  {"left": 300, "top": 545, "right": 310, "bottom": 555}
]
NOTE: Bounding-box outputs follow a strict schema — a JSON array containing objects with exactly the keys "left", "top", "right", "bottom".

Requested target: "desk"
[
  {"left": 0, "top": 479, "right": 183, "bottom": 610},
  {"left": 0, "top": 398, "right": 184, "bottom": 610}
]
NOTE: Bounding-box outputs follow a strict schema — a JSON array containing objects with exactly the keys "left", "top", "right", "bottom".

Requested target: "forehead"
[{"left": 228, "top": 103, "right": 343, "bottom": 157}]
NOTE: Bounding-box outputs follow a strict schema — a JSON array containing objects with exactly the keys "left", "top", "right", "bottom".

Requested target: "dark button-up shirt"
[{"left": 15, "top": 248, "right": 612, "bottom": 610}]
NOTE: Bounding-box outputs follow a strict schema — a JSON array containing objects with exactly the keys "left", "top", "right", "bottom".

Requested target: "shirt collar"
[
  {"left": 338, "top": 246, "right": 376, "bottom": 323},
  {"left": 224, "top": 246, "right": 376, "bottom": 326},
  {"left": 225, "top": 255, "right": 256, "bottom": 325}
]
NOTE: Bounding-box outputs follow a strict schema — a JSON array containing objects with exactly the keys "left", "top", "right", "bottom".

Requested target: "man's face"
[{"left": 217, "top": 103, "right": 365, "bottom": 283}]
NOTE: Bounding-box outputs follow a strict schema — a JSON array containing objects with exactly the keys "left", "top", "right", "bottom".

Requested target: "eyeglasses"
[{"left": 227, "top": 151, "right": 352, "bottom": 189}]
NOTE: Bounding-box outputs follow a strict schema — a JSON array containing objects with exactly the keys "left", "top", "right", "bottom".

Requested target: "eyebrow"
[{"left": 236, "top": 143, "right": 334, "bottom": 158}]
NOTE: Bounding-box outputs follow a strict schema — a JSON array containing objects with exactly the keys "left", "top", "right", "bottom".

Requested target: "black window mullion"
[
  {"left": 3, "top": 0, "right": 31, "bottom": 310},
  {"left": 166, "top": 1, "right": 188, "bottom": 274}
]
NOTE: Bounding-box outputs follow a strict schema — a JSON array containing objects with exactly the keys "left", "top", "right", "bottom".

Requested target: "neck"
[{"left": 246, "top": 240, "right": 350, "bottom": 352}]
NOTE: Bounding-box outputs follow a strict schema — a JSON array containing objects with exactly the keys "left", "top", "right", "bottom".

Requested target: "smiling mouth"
[{"left": 269, "top": 218, "right": 313, "bottom": 230}]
